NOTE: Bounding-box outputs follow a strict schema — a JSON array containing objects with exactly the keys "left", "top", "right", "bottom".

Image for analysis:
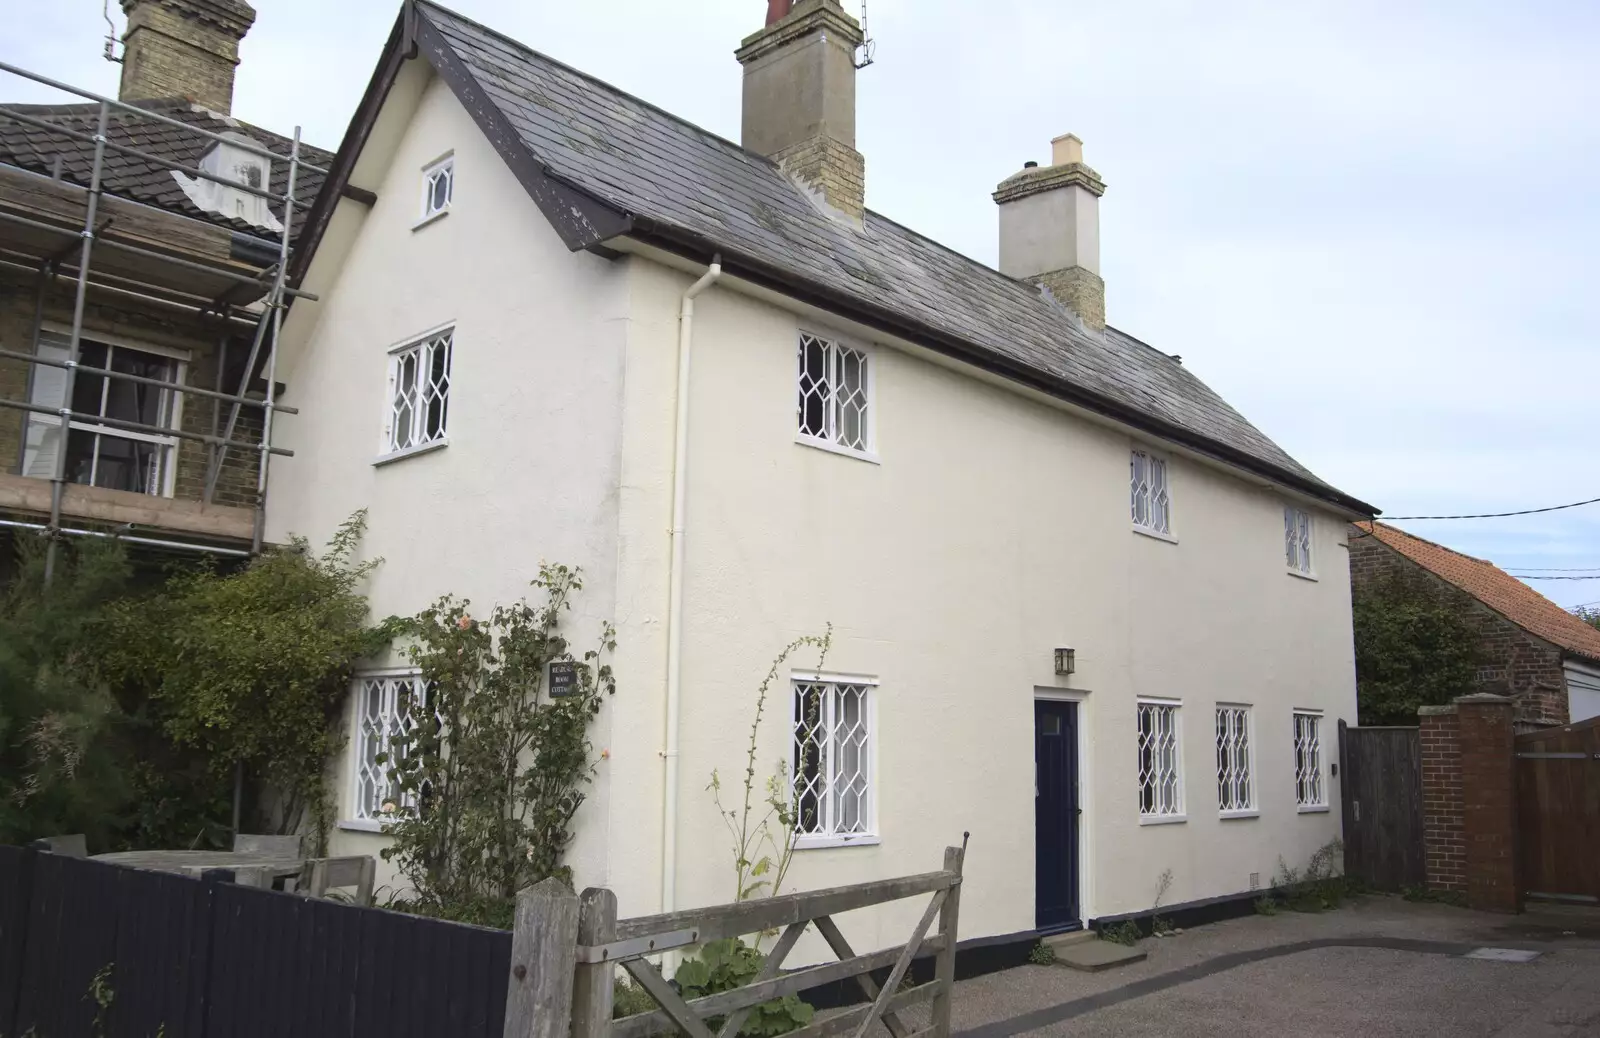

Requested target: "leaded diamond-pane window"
[
  {"left": 793, "top": 678, "right": 874, "bottom": 841},
  {"left": 1216, "top": 706, "right": 1253, "bottom": 813},
  {"left": 796, "top": 333, "right": 871, "bottom": 453},
  {"left": 1285, "top": 506, "right": 1313, "bottom": 574},
  {"left": 353, "top": 674, "right": 438, "bottom": 821},
  {"left": 1131, "top": 449, "right": 1171, "bottom": 535},
  {"left": 1294, "top": 712, "right": 1325, "bottom": 808},
  {"left": 1137, "top": 701, "right": 1183, "bottom": 818},
  {"left": 387, "top": 328, "right": 453, "bottom": 453},
  {"left": 422, "top": 156, "right": 453, "bottom": 218}
]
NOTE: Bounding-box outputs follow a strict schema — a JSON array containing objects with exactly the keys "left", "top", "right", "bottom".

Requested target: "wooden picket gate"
[{"left": 504, "top": 845, "right": 966, "bottom": 1038}]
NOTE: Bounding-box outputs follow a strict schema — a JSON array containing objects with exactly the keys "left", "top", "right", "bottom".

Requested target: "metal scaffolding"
[{"left": 0, "top": 59, "right": 328, "bottom": 576}]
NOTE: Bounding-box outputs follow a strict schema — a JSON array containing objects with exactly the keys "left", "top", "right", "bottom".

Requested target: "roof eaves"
[{"left": 625, "top": 212, "right": 1379, "bottom": 517}]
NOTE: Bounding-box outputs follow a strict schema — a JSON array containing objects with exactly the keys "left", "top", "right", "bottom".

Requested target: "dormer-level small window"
[
  {"left": 421, "top": 155, "right": 454, "bottom": 220},
  {"left": 1284, "top": 505, "right": 1314, "bottom": 576},
  {"left": 1131, "top": 448, "right": 1171, "bottom": 536}
]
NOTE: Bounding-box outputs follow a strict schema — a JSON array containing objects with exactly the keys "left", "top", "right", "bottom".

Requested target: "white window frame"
[
  {"left": 790, "top": 671, "right": 880, "bottom": 849},
  {"left": 1137, "top": 697, "right": 1185, "bottom": 824},
  {"left": 377, "top": 324, "right": 454, "bottom": 465},
  {"left": 416, "top": 152, "right": 454, "bottom": 227},
  {"left": 1215, "top": 704, "right": 1257, "bottom": 818},
  {"left": 1284, "top": 505, "right": 1316, "bottom": 579},
  {"left": 344, "top": 669, "right": 436, "bottom": 831},
  {"left": 1293, "top": 710, "right": 1328, "bottom": 812},
  {"left": 1130, "top": 447, "right": 1174, "bottom": 541},
  {"left": 795, "top": 329, "right": 878, "bottom": 464},
  {"left": 24, "top": 324, "right": 188, "bottom": 498}
]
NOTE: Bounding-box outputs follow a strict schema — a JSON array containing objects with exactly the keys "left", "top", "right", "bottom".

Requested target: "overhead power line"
[
  {"left": 1385, "top": 495, "right": 1600, "bottom": 521},
  {"left": 1508, "top": 574, "right": 1600, "bottom": 581},
  {"left": 1509, "top": 566, "right": 1600, "bottom": 573}
]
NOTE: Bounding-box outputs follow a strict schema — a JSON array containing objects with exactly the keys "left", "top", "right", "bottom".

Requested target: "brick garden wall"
[
  {"left": 1419, "top": 706, "right": 1465, "bottom": 893},
  {"left": 1417, "top": 695, "right": 1520, "bottom": 913},
  {"left": 1350, "top": 531, "right": 1569, "bottom": 726}
]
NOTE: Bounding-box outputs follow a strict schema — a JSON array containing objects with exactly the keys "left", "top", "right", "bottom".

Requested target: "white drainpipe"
[{"left": 661, "top": 255, "right": 722, "bottom": 915}]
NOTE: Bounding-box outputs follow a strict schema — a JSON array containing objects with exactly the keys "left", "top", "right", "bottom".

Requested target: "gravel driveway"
[{"left": 933, "top": 899, "right": 1600, "bottom": 1037}]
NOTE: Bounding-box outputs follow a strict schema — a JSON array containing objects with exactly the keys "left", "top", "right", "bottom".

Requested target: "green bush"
[
  {"left": 1098, "top": 920, "right": 1142, "bottom": 946},
  {"left": 673, "top": 939, "right": 814, "bottom": 1037},
  {"left": 1027, "top": 941, "right": 1058, "bottom": 965},
  {"left": 1353, "top": 570, "right": 1480, "bottom": 725}
]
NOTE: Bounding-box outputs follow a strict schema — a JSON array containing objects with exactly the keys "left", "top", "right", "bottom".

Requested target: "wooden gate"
[
  {"left": 1338, "top": 721, "right": 1424, "bottom": 891},
  {"left": 503, "top": 844, "right": 966, "bottom": 1038},
  {"left": 1517, "top": 717, "right": 1600, "bottom": 904}
]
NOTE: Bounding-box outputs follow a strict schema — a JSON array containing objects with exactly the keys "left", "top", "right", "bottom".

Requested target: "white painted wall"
[
  {"left": 600, "top": 258, "right": 1356, "bottom": 953},
  {"left": 268, "top": 61, "right": 1358, "bottom": 948},
  {"left": 1565, "top": 660, "right": 1600, "bottom": 722},
  {"left": 267, "top": 68, "right": 632, "bottom": 892}
]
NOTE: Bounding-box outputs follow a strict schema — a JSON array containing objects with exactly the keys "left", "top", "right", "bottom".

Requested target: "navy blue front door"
[{"left": 1035, "top": 700, "right": 1080, "bottom": 931}]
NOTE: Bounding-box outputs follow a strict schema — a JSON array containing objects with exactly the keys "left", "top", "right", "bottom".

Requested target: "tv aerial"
[{"left": 854, "top": 0, "right": 877, "bottom": 69}]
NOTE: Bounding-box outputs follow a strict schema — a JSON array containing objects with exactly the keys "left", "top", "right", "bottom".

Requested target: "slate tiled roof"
[
  {"left": 1356, "top": 522, "right": 1600, "bottom": 665},
  {"left": 411, "top": 2, "right": 1370, "bottom": 512},
  {"left": 0, "top": 98, "right": 331, "bottom": 241}
]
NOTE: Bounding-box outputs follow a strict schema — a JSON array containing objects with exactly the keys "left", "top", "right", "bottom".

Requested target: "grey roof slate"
[
  {"left": 0, "top": 98, "right": 332, "bottom": 242},
  {"left": 417, "top": 1, "right": 1368, "bottom": 511}
]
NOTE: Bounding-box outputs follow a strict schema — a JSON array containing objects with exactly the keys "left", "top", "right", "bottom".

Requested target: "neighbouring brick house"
[
  {"left": 1350, "top": 521, "right": 1600, "bottom": 727},
  {"left": 0, "top": 0, "right": 331, "bottom": 552}
]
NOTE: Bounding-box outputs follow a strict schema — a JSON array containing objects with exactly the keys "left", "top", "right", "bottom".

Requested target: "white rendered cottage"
[{"left": 270, "top": 0, "right": 1377, "bottom": 953}]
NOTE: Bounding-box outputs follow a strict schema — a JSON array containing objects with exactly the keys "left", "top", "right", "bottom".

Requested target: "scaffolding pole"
[
  {"left": 0, "top": 58, "right": 315, "bottom": 580},
  {"left": 41, "top": 101, "right": 108, "bottom": 584}
]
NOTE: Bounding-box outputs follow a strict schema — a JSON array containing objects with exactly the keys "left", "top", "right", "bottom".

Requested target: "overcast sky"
[{"left": 6, "top": 0, "right": 1598, "bottom": 606}]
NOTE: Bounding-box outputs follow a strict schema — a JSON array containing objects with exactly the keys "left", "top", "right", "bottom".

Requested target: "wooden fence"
[
  {"left": 505, "top": 845, "right": 967, "bottom": 1038},
  {"left": 0, "top": 846, "right": 511, "bottom": 1037},
  {"left": 1517, "top": 717, "right": 1600, "bottom": 904},
  {"left": 1338, "top": 721, "right": 1425, "bottom": 891}
]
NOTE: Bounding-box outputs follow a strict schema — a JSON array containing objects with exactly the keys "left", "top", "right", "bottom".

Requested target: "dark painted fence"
[
  {"left": 0, "top": 846, "right": 512, "bottom": 1038},
  {"left": 1339, "top": 721, "right": 1425, "bottom": 891}
]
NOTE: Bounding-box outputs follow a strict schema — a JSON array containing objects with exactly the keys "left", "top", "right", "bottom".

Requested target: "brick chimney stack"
[
  {"left": 736, "top": 0, "right": 865, "bottom": 223},
  {"left": 994, "top": 134, "right": 1108, "bottom": 330},
  {"left": 118, "top": 0, "right": 257, "bottom": 116}
]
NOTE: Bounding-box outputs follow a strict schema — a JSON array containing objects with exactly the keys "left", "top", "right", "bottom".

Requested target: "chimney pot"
[
  {"left": 766, "top": 0, "right": 794, "bottom": 25},
  {"left": 1051, "top": 133, "right": 1084, "bottom": 166},
  {"left": 994, "top": 134, "right": 1107, "bottom": 330},
  {"left": 1023, "top": 161, "right": 1039, "bottom": 169}
]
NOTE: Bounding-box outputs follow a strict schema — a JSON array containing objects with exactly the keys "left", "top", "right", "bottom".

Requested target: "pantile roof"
[{"left": 1356, "top": 522, "right": 1600, "bottom": 665}]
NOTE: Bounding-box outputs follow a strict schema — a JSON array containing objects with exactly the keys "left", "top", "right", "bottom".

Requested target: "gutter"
[{"left": 661, "top": 255, "right": 723, "bottom": 917}]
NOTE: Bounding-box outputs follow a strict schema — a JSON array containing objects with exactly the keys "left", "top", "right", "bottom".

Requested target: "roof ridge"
[{"left": 417, "top": 0, "right": 778, "bottom": 175}]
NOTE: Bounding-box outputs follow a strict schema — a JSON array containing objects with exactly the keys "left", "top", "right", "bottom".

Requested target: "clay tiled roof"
[{"left": 1357, "top": 522, "right": 1600, "bottom": 665}]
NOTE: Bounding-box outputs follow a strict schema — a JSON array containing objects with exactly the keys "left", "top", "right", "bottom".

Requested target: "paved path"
[{"left": 924, "top": 899, "right": 1600, "bottom": 1037}]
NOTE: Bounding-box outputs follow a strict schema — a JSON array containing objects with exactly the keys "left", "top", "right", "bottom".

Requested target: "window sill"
[
  {"left": 1138, "top": 814, "right": 1187, "bottom": 827},
  {"left": 1132, "top": 525, "right": 1177, "bottom": 544},
  {"left": 412, "top": 207, "right": 450, "bottom": 231},
  {"left": 795, "top": 435, "right": 880, "bottom": 465},
  {"left": 793, "top": 834, "right": 881, "bottom": 851},
  {"left": 374, "top": 438, "right": 449, "bottom": 467},
  {"left": 1287, "top": 568, "right": 1319, "bottom": 582},
  {"left": 1297, "top": 805, "right": 1331, "bottom": 814},
  {"left": 336, "top": 819, "right": 389, "bottom": 834},
  {"left": 1220, "top": 810, "right": 1260, "bottom": 821}
]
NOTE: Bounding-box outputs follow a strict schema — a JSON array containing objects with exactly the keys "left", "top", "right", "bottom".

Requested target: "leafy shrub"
[
  {"left": 673, "top": 939, "right": 814, "bottom": 1037},
  {"left": 1353, "top": 570, "right": 1480, "bottom": 725},
  {"left": 381, "top": 563, "right": 616, "bottom": 921},
  {"left": 1027, "top": 941, "right": 1058, "bottom": 965},
  {"left": 1267, "top": 839, "right": 1360, "bottom": 912},
  {"left": 114, "top": 512, "right": 394, "bottom": 850}
]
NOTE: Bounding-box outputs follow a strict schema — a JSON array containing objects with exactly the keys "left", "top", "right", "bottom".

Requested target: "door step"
[
  {"left": 1042, "top": 930, "right": 1096, "bottom": 952},
  {"left": 1046, "top": 935, "right": 1148, "bottom": 972}
]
